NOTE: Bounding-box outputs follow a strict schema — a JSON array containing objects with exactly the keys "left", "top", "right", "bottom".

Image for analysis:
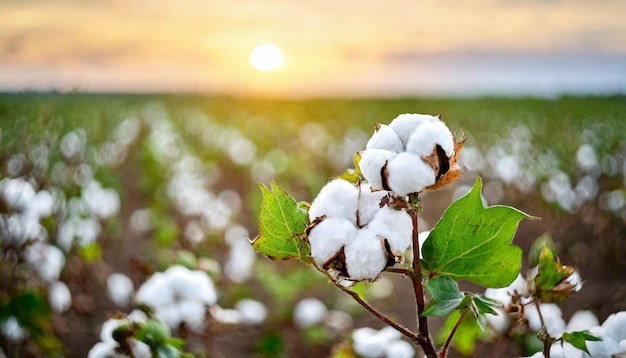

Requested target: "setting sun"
[{"left": 250, "top": 44, "right": 284, "bottom": 72}]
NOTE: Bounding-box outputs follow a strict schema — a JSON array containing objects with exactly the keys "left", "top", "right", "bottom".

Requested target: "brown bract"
[{"left": 426, "top": 133, "right": 466, "bottom": 191}]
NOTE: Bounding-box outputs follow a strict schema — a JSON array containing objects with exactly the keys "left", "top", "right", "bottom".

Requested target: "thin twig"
[
  {"left": 439, "top": 308, "right": 469, "bottom": 358},
  {"left": 384, "top": 267, "right": 411, "bottom": 275},
  {"left": 534, "top": 300, "right": 553, "bottom": 358},
  {"left": 409, "top": 204, "right": 438, "bottom": 358}
]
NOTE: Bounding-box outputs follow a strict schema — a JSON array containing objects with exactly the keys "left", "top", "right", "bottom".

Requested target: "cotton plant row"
[{"left": 252, "top": 113, "right": 616, "bottom": 357}]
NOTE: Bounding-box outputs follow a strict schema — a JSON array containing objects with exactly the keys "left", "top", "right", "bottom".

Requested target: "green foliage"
[
  {"left": 422, "top": 177, "right": 536, "bottom": 288},
  {"left": 533, "top": 245, "right": 578, "bottom": 303},
  {"left": 422, "top": 276, "right": 465, "bottom": 317},
  {"left": 562, "top": 330, "right": 602, "bottom": 354},
  {"left": 437, "top": 310, "right": 486, "bottom": 356},
  {"left": 253, "top": 182, "right": 311, "bottom": 262},
  {"left": 78, "top": 241, "right": 102, "bottom": 262}
]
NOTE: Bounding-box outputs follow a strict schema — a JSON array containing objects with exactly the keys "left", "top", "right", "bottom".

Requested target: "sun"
[{"left": 250, "top": 44, "right": 284, "bottom": 72}]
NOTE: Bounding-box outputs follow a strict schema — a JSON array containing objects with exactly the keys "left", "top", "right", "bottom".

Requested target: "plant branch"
[
  {"left": 384, "top": 267, "right": 411, "bottom": 275},
  {"left": 329, "top": 279, "right": 420, "bottom": 345},
  {"left": 439, "top": 308, "right": 469, "bottom": 358},
  {"left": 409, "top": 198, "right": 438, "bottom": 358},
  {"left": 534, "top": 300, "right": 554, "bottom": 358}
]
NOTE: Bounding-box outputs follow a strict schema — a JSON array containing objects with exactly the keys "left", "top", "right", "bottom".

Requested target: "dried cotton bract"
[
  {"left": 359, "top": 113, "right": 465, "bottom": 196},
  {"left": 307, "top": 179, "right": 412, "bottom": 281}
]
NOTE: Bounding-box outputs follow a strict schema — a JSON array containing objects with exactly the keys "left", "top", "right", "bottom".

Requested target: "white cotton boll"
[
  {"left": 178, "top": 300, "right": 206, "bottom": 331},
  {"left": 366, "top": 124, "right": 404, "bottom": 152},
  {"left": 386, "top": 153, "right": 436, "bottom": 196},
  {"left": 154, "top": 305, "right": 181, "bottom": 329},
  {"left": 82, "top": 181, "right": 120, "bottom": 219},
  {"left": 550, "top": 342, "right": 582, "bottom": 358},
  {"left": 406, "top": 120, "right": 454, "bottom": 157},
  {"left": 88, "top": 341, "right": 118, "bottom": 358},
  {"left": 24, "top": 243, "right": 65, "bottom": 282},
  {"left": 308, "top": 218, "right": 356, "bottom": 267},
  {"left": 168, "top": 267, "right": 217, "bottom": 305},
  {"left": 359, "top": 149, "right": 398, "bottom": 190},
  {"left": 135, "top": 272, "right": 173, "bottom": 307},
  {"left": 235, "top": 299, "right": 267, "bottom": 325},
  {"left": 585, "top": 335, "right": 621, "bottom": 358},
  {"left": 293, "top": 298, "right": 327, "bottom": 328},
  {"left": 486, "top": 308, "right": 510, "bottom": 334},
  {"left": 567, "top": 310, "right": 599, "bottom": 332},
  {"left": 377, "top": 326, "right": 402, "bottom": 342},
  {"left": 308, "top": 179, "right": 359, "bottom": 223},
  {"left": 389, "top": 113, "right": 434, "bottom": 147},
  {"left": 353, "top": 327, "right": 386, "bottom": 358},
  {"left": 367, "top": 206, "right": 412, "bottom": 257},
  {"left": 385, "top": 339, "right": 415, "bottom": 358},
  {"left": 107, "top": 273, "right": 134, "bottom": 308},
  {"left": 225, "top": 238, "right": 256, "bottom": 283},
  {"left": 100, "top": 319, "right": 123, "bottom": 342},
  {"left": 0, "top": 177, "right": 35, "bottom": 210},
  {"left": 344, "top": 229, "right": 387, "bottom": 281},
  {"left": 131, "top": 341, "right": 151, "bottom": 358},
  {"left": 1, "top": 316, "right": 25, "bottom": 342},
  {"left": 48, "top": 281, "right": 72, "bottom": 313},
  {"left": 128, "top": 310, "right": 148, "bottom": 323},
  {"left": 27, "top": 190, "right": 54, "bottom": 219},
  {"left": 210, "top": 306, "right": 244, "bottom": 325},
  {"left": 526, "top": 303, "right": 565, "bottom": 337},
  {"left": 356, "top": 184, "right": 388, "bottom": 225},
  {"left": 601, "top": 311, "right": 626, "bottom": 342}
]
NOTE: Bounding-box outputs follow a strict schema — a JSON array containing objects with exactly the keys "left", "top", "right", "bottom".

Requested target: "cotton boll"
[
  {"left": 308, "top": 179, "right": 359, "bottom": 223},
  {"left": 585, "top": 334, "right": 621, "bottom": 358},
  {"left": 388, "top": 113, "right": 434, "bottom": 147},
  {"left": 344, "top": 229, "right": 387, "bottom": 280},
  {"left": 308, "top": 217, "right": 356, "bottom": 267},
  {"left": 352, "top": 327, "right": 386, "bottom": 358},
  {"left": 88, "top": 341, "right": 119, "bottom": 358},
  {"left": 24, "top": 243, "right": 65, "bottom": 282},
  {"left": 376, "top": 326, "right": 402, "bottom": 342},
  {"left": 526, "top": 303, "right": 565, "bottom": 337},
  {"left": 107, "top": 273, "right": 135, "bottom": 308},
  {"left": 356, "top": 184, "right": 388, "bottom": 225},
  {"left": 178, "top": 300, "right": 206, "bottom": 331},
  {"left": 359, "top": 149, "right": 397, "bottom": 190},
  {"left": 601, "top": 311, "right": 626, "bottom": 342},
  {"left": 48, "top": 281, "right": 72, "bottom": 313},
  {"left": 135, "top": 272, "right": 173, "bottom": 307},
  {"left": 384, "top": 339, "right": 415, "bottom": 358},
  {"left": 486, "top": 308, "right": 510, "bottom": 334},
  {"left": 386, "top": 153, "right": 436, "bottom": 196},
  {"left": 1, "top": 316, "right": 25, "bottom": 342},
  {"left": 293, "top": 298, "right": 327, "bottom": 328},
  {"left": 567, "top": 310, "right": 599, "bottom": 332},
  {"left": 406, "top": 120, "right": 454, "bottom": 157},
  {"left": 324, "top": 310, "right": 353, "bottom": 332},
  {"left": 210, "top": 306, "right": 244, "bottom": 325},
  {"left": 367, "top": 206, "right": 412, "bottom": 257},
  {"left": 366, "top": 124, "right": 404, "bottom": 152},
  {"left": 234, "top": 299, "right": 267, "bottom": 325},
  {"left": 550, "top": 342, "right": 582, "bottom": 358}
]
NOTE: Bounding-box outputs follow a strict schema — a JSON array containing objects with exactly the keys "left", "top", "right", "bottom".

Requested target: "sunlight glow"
[{"left": 250, "top": 44, "right": 284, "bottom": 72}]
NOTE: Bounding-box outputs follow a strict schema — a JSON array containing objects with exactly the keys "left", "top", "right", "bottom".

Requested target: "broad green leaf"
[
  {"left": 422, "top": 176, "right": 536, "bottom": 288},
  {"left": 422, "top": 276, "right": 465, "bottom": 317},
  {"left": 253, "top": 182, "right": 311, "bottom": 262},
  {"left": 562, "top": 331, "right": 602, "bottom": 354}
]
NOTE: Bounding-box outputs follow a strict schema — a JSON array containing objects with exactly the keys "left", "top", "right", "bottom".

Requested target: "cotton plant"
[{"left": 251, "top": 113, "right": 601, "bottom": 357}]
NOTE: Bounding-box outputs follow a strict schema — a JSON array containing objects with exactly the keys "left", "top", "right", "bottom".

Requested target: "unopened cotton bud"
[
  {"left": 406, "top": 119, "right": 455, "bottom": 157},
  {"left": 344, "top": 229, "right": 387, "bottom": 281},
  {"left": 359, "top": 149, "right": 398, "bottom": 191},
  {"left": 308, "top": 217, "right": 357, "bottom": 267},
  {"left": 308, "top": 179, "right": 358, "bottom": 224},
  {"left": 386, "top": 152, "right": 436, "bottom": 196},
  {"left": 367, "top": 206, "right": 412, "bottom": 257},
  {"left": 365, "top": 124, "right": 403, "bottom": 152}
]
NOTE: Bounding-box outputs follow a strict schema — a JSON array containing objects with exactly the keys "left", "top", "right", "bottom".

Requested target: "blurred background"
[
  {"left": 2, "top": 0, "right": 626, "bottom": 97},
  {"left": 1, "top": 1, "right": 626, "bottom": 357}
]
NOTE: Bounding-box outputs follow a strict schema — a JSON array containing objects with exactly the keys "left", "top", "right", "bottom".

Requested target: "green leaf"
[
  {"left": 422, "top": 276, "right": 465, "bottom": 317},
  {"left": 252, "top": 182, "right": 311, "bottom": 262},
  {"left": 562, "top": 331, "right": 602, "bottom": 354},
  {"left": 422, "top": 176, "right": 536, "bottom": 288},
  {"left": 469, "top": 294, "right": 501, "bottom": 316}
]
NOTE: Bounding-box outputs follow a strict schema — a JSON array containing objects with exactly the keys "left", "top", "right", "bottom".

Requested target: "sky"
[{"left": 1, "top": 0, "right": 626, "bottom": 98}]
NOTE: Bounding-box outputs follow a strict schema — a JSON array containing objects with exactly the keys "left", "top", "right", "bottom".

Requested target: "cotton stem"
[
  {"left": 535, "top": 300, "right": 554, "bottom": 358},
  {"left": 409, "top": 195, "right": 437, "bottom": 358},
  {"left": 439, "top": 308, "right": 469, "bottom": 358}
]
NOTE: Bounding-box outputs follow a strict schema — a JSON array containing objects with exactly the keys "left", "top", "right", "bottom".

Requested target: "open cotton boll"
[
  {"left": 344, "top": 229, "right": 387, "bottom": 281},
  {"left": 352, "top": 327, "right": 387, "bottom": 358},
  {"left": 566, "top": 310, "right": 599, "bottom": 332},
  {"left": 48, "top": 281, "right": 72, "bottom": 313},
  {"left": 107, "top": 273, "right": 134, "bottom": 308},
  {"left": 308, "top": 217, "right": 356, "bottom": 267},
  {"left": 386, "top": 152, "right": 436, "bottom": 196},
  {"left": 367, "top": 206, "right": 412, "bottom": 257},
  {"left": 601, "top": 311, "right": 626, "bottom": 342},
  {"left": 177, "top": 300, "right": 206, "bottom": 331},
  {"left": 526, "top": 303, "right": 565, "bottom": 337},
  {"left": 366, "top": 124, "right": 404, "bottom": 152},
  {"left": 356, "top": 184, "right": 388, "bottom": 225},
  {"left": 234, "top": 299, "right": 267, "bottom": 325},
  {"left": 406, "top": 119, "right": 455, "bottom": 157},
  {"left": 359, "top": 149, "right": 398, "bottom": 190},
  {"left": 388, "top": 113, "right": 435, "bottom": 147},
  {"left": 385, "top": 340, "right": 415, "bottom": 358},
  {"left": 308, "top": 179, "right": 359, "bottom": 223},
  {"left": 293, "top": 298, "right": 327, "bottom": 328}
]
